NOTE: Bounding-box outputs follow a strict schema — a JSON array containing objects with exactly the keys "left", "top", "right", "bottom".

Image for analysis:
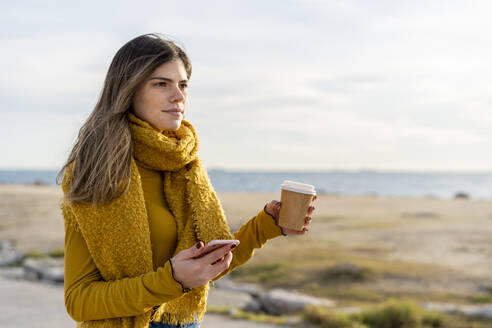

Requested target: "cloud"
[
  {"left": 1, "top": 0, "right": 492, "bottom": 170},
  {"left": 0, "top": 33, "right": 119, "bottom": 113}
]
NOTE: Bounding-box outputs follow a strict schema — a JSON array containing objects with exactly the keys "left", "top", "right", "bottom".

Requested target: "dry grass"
[
  {"left": 0, "top": 184, "right": 63, "bottom": 252},
  {"left": 1, "top": 185, "right": 492, "bottom": 309},
  {"left": 219, "top": 192, "right": 492, "bottom": 306}
]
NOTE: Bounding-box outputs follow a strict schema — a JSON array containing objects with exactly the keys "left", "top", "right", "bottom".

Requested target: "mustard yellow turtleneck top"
[{"left": 64, "top": 161, "right": 283, "bottom": 322}]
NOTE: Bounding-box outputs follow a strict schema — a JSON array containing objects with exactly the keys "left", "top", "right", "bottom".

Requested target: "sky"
[{"left": 1, "top": 0, "right": 491, "bottom": 171}]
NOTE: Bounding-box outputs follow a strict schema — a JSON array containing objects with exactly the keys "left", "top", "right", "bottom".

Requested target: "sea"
[{"left": 0, "top": 169, "right": 491, "bottom": 200}]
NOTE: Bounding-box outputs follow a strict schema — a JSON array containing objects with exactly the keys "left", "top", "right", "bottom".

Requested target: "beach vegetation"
[
  {"left": 469, "top": 295, "right": 492, "bottom": 304},
  {"left": 24, "top": 250, "right": 48, "bottom": 258},
  {"left": 230, "top": 241, "right": 452, "bottom": 304},
  {"left": 303, "top": 306, "right": 367, "bottom": 328},
  {"left": 304, "top": 300, "right": 444, "bottom": 328},
  {"left": 24, "top": 248, "right": 64, "bottom": 258},
  {"left": 231, "top": 262, "right": 286, "bottom": 283},
  {"left": 206, "top": 305, "right": 288, "bottom": 325},
  {"left": 47, "top": 247, "right": 64, "bottom": 258},
  {"left": 355, "top": 299, "right": 441, "bottom": 327}
]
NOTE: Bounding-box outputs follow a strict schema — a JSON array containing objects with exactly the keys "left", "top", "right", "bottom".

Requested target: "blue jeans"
[{"left": 149, "top": 320, "right": 199, "bottom": 328}]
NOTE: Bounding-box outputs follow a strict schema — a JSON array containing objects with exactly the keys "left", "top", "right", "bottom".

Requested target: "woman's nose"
[{"left": 170, "top": 86, "right": 185, "bottom": 102}]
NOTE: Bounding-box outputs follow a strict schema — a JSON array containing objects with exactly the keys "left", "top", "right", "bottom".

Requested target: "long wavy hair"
[{"left": 57, "top": 33, "right": 192, "bottom": 205}]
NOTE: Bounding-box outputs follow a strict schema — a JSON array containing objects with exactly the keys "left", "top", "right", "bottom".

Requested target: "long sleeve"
[
  {"left": 213, "top": 206, "right": 284, "bottom": 281},
  {"left": 63, "top": 221, "right": 185, "bottom": 322}
]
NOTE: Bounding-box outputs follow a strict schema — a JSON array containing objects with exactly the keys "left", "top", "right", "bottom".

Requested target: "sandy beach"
[
  {"left": 1, "top": 184, "right": 492, "bottom": 287},
  {"left": 1, "top": 184, "right": 492, "bottom": 325}
]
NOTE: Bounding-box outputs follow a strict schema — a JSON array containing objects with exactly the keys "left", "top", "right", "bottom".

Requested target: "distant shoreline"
[
  {"left": 0, "top": 183, "right": 480, "bottom": 202},
  {"left": 1, "top": 170, "right": 491, "bottom": 199}
]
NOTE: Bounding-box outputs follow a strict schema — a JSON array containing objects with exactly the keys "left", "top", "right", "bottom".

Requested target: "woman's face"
[{"left": 132, "top": 59, "right": 188, "bottom": 132}]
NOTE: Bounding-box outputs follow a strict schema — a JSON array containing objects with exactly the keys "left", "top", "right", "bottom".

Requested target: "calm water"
[{"left": 1, "top": 169, "right": 490, "bottom": 199}]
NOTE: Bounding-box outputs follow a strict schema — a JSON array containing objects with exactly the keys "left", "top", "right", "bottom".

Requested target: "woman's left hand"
[{"left": 265, "top": 196, "right": 316, "bottom": 235}]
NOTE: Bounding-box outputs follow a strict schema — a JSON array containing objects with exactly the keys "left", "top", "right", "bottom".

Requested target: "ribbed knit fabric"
[{"left": 61, "top": 113, "right": 234, "bottom": 327}]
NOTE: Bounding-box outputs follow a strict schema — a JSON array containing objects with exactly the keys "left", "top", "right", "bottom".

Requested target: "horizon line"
[{"left": 1, "top": 167, "right": 491, "bottom": 174}]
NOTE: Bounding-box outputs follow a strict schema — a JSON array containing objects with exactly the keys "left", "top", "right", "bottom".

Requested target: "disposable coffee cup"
[{"left": 278, "top": 180, "right": 316, "bottom": 231}]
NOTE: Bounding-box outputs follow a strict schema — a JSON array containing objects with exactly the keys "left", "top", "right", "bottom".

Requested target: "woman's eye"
[
  {"left": 180, "top": 84, "right": 188, "bottom": 89},
  {"left": 155, "top": 82, "right": 167, "bottom": 87}
]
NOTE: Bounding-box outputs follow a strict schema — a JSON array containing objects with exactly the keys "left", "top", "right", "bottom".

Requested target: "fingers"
[
  {"left": 211, "top": 256, "right": 225, "bottom": 265},
  {"left": 307, "top": 205, "right": 315, "bottom": 216},
  {"left": 209, "top": 251, "right": 233, "bottom": 277},
  {"left": 172, "top": 242, "right": 236, "bottom": 289},
  {"left": 266, "top": 200, "right": 280, "bottom": 207},
  {"left": 283, "top": 228, "right": 308, "bottom": 235},
  {"left": 200, "top": 243, "right": 236, "bottom": 265},
  {"left": 282, "top": 220, "right": 311, "bottom": 235},
  {"left": 267, "top": 200, "right": 281, "bottom": 210},
  {"left": 270, "top": 197, "right": 317, "bottom": 237},
  {"left": 275, "top": 201, "right": 281, "bottom": 211},
  {"left": 178, "top": 241, "right": 205, "bottom": 259},
  {"left": 265, "top": 200, "right": 281, "bottom": 221}
]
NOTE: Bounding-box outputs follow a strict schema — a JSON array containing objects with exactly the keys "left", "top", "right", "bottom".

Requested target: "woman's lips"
[{"left": 163, "top": 110, "right": 183, "bottom": 117}]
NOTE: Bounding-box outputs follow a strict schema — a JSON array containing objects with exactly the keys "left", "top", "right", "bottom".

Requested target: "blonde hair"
[{"left": 57, "top": 33, "right": 192, "bottom": 205}]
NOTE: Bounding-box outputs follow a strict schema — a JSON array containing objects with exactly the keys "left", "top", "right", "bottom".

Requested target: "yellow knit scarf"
[{"left": 61, "top": 113, "right": 234, "bottom": 328}]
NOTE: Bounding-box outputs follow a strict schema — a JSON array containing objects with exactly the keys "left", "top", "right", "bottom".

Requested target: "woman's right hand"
[{"left": 170, "top": 241, "right": 234, "bottom": 290}]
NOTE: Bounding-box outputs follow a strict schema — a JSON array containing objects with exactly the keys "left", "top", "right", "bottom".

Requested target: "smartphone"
[{"left": 195, "top": 239, "right": 240, "bottom": 258}]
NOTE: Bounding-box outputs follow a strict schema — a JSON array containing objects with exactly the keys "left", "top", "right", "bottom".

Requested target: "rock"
[
  {"left": 258, "top": 289, "right": 335, "bottom": 315},
  {"left": 0, "top": 240, "right": 25, "bottom": 267},
  {"left": 454, "top": 192, "right": 470, "bottom": 199},
  {"left": 477, "top": 284, "right": 492, "bottom": 294},
  {"left": 424, "top": 302, "right": 492, "bottom": 319},
  {"left": 23, "top": 257, "right": 64, "bottom": 284},
  {"left": 324, "top": 262, "right": 372, "bottom": 281},
  {"left": 328, "top": 262, "right": 361, "bottom": 274},
  {"left": 33, "top": 179, "right": 49, "bottom": 186},
  {"left": 424, "top": 302, "right": 461, "bottom": 314},
  {"left": 242, "top": 298, "right": 262, "bottom": 313},
  {"left": 0, "top": 266, "right": 25, "bottom": 280},
  {"left": 214, "top": 278, "right": 336, "bottom": 315},
  {"left": 461, "top": 305, "right": 492, "bottom": 319}
]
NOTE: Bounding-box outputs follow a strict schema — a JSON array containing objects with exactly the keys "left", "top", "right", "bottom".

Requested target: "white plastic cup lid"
[{"left": 281, "top": 180, "right": 316, "bottom": 195}]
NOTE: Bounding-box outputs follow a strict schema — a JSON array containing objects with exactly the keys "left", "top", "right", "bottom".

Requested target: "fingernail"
[
  {"left": 230, "top": 244, "right": 237, "bottom": 249},
  {"left": 196, "top": 241, "right": 203, "bottom": 249}
]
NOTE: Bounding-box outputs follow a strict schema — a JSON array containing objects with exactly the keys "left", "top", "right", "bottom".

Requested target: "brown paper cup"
[{"left": 278, "top": 181, "right": 316, "bottom": 231}]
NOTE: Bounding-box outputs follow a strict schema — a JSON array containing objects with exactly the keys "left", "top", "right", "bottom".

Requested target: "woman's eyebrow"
[{"left": 149, "top": 77, "right": 188, "bottom": 83}]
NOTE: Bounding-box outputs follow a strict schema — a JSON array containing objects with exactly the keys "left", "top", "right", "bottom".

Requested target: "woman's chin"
[{"left": 160, "top": 121, "right": 182, "bottom": 132}]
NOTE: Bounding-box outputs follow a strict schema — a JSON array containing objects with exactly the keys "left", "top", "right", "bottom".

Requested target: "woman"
[{"left": 58, "top": 33, "right": 315, "bottom": 328}]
